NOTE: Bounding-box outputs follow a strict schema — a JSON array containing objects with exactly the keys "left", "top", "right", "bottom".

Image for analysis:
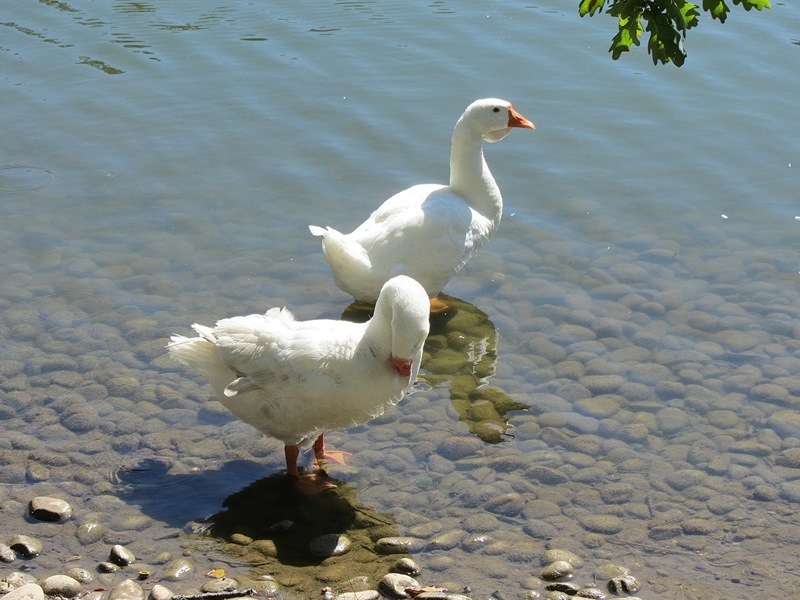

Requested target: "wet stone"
[
  {"left": 775, "top": 448, "right": 800, "bottom": 468},
  {"left": 655, "top": 407, "right": 690, "bottom": 434},
  {"left": 377, "top": 573, "right": 419, "bottom": 599},
  {"left": 200, "top": 578, "right": 237, "bottom": 593},
  {"left": 1, "top": 584, "right": 44, "bottom": 600},
  {"left": 98, "top": 561, "right": 120, "bottom": 573},
  {"left": 309, "top": 533, "right": 351, "bottom": 557},
  {"left": 542, "top": 549, "right": 582, "bottom": 567},
  {"left": 110, "top": 544, "right": 136, "bottom": 566},
  {"left": 148, "top": 584, "right": 174, "bottom": 600},
  {"left": 29, "top": 496, "right": 72, "bottom": 522},
  {"left": 109, "top": 579, "right": 145, "bottom": 600},
  {"left": 64, "top": 568, "right": 93, "bottom": 584},
  {"left": 607, "top": 575, "right": 639, "bottom": 595},
  {"left": 545, "top": 582, "right": 581, "bottom": 596},
  {"left": 595, "top": 563, "right": 630, "bottom": 579},
  {"left": 579, "top": 514, "right": 623, "bottom": 535},
  {"left": 375, "top": 536, "right": 425, "bottom": 554},
  {"left": 599, "top": 482, "right": 635, "bottom": 505},
  {"left": 665, "top": 469, "right": 706, "bottom": 491},
  {"left": 392, "top": 557, "right": 421, "bottom": 576},
  {"left": 752, "top": 484, "right": 780, "bottom": 501},
  {"left": 0, "top": 543, "right": 15, "bottom": 563},
  {"left": 41, "top": 575, "right": 82, "bottom": 598},
  {"left": 163, "top": 558, "right": 195, "bottom": 580},
  {"left": 429, "top": 529, "right": 465, "bottom": 550},
  {"left": 436, "top": 436, "right": 484, "bottom": 460},
  {"left": 541, "top": 560, "right": 574, "bottom": 581},
  {"left": 8, "top": 534, "right": 42, "bottom": 558}
]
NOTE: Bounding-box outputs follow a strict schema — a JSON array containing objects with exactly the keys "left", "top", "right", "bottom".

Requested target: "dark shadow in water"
[
  {"left": 342, "top": 292, "right": 529, "bottom": 444},
  {"left": 115, "top": 456, "right": 405, "bottom": 594}
]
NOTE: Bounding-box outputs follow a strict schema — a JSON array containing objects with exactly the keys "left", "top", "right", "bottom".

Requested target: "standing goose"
[
  {"left": 309, "top": 98, "right": 534, "bottom": 306},
  {"left": 167, "top": 275, "right": 430, "bottom": 493}
]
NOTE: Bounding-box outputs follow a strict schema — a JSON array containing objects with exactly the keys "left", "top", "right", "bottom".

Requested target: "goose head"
[
  {"left": 459, "top": 98, "right": 535, "bottom": 143},
  {"left": 374, "top": 275, "right": 430, "bottom": 377}
]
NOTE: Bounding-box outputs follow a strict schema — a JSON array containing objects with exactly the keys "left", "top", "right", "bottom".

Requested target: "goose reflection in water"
[{"left": 343, "top": 292, "right": 529, "bottom": 444}]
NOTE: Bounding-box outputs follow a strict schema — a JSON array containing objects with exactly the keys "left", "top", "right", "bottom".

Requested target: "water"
[{"left": 2, "top": 1, "right": 800, "bottom": 598}]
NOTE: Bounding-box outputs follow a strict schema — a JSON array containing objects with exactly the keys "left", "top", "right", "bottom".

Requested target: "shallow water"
[{"left": 2, "top": 1, "right": 800, "bottom": 598}]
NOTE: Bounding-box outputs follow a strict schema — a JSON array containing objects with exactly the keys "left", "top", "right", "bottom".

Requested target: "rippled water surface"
[{"left": 2, "top": 1, "right": 800, "bottom": 599}]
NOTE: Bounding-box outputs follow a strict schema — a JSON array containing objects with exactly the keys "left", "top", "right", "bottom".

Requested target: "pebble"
[
  {"left": 607, "top": 575, "right": 639, "bottom": 595},
  {"left": 377, "top": 573, "right": 419, "bottom": 599},
  {"left": 148, "top": 584, "right": 174, "bottom": 600},
  {"left": 109, "top": 579, "right": 145, "bottom": 600},
  {"left": 41, "top": 575, "right": 82, "bottom": 598},
  {"left": 162, "top": 558, "right": 196, "bottom": 580},
  {"left": 8, "top": 535, "right": 42, "bottom": 558},
  {"left": 199, "top": 577, "right": 237, "bottom": 593},
  {"left": 0, "top": 584, "right": 44, "bottom": 600},
  {"left": 375, "top": 537, "right": 425, "bottom": 554},
  {"left": 309, "top": 533, "right": 351, "bottom": 557},
  {"left": 110, "top": 544, "right": 136, "bottom": 566},
  {"left": 76, "top": 522, "right": 106, "bottom": 545},
  {"left": 28, "top": 496, "right": 72, "bottom": 522},
  {"left": 64, "top": 568, "right": 93, "bottom": 584},
  {"left": 0, "top": 544, "right": 15, "bottom": 563},
  {"left": 542, "top": 549, "right": 582, "bottom": 567},
  {"left": 392, "top": 557, "right": 421, "bottom": 576},
  {"left": 540, "top": 561, "right": 574, "bottom": 581}
]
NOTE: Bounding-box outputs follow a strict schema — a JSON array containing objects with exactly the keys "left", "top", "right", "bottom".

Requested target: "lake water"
[{"left": 2, "top": 1, "right": 800, "bottom": 598}]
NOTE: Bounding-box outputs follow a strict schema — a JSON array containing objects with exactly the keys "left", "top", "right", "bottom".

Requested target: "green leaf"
[
  {"left": 733, "top": 0, "right": 771, "bottom": 10},
  {"left": 643, "top": 6, "right": 688, "bottom": 66},
  {"left": 579, "top": 0, "right": 606, "bottom": 17},
  {"left": 679, "top": 1, "right": 701, "bottom": 30},
  {"left": 703, "top": 0, "right": 731, "bottom": 22}
]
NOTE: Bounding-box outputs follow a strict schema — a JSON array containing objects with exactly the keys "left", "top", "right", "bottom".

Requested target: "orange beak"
[
  {"left": 508, "top": 104, "right": 535, "bottom": 130},
  {"left": 392, "top": 357, "right": 413, "bottom": 377}
]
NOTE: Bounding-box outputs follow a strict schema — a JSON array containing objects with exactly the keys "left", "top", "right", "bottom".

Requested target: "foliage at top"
[{"left": 579, "top": 0, "right": 772, "bottom": 67}]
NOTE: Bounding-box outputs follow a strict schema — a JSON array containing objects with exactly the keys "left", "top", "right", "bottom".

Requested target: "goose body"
[
  {"left": 310, "top": 98, "right": 534, "bottom": 303},
  {"left": 167, "top": 275, "right": 430, "bottom": 490}
]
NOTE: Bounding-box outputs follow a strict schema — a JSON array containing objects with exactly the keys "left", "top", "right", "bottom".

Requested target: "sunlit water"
[{"left": 2, "top": 1, "right": 799, "bottom": 598}]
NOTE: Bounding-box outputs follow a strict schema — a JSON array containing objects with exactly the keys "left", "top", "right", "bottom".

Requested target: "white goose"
[
  {"left": 309, "top": 98, "right": 534, "bottom": 307},
  {"left": 167, "top": 275, "right": 430, "bottom": 493}
]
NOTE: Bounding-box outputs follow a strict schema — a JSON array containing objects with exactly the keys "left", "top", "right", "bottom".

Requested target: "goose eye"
[{"left": 492, "top": 107, "right": 500, "bottom": 113}]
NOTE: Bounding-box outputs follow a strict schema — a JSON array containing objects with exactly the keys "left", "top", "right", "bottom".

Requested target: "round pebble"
[
  {"left": 377, "top": 573, "right": 419, "bottom": 599},
  {"left": 542, "top": 549, "right": 582, "bottom": 567},
  {"left": 375, "top": 537, "right": 425, "bottom": 554},
  {"left": 607, "top": 574, "right": 639, "bottom": 594},
  {"left": 76, "top": 522, "right": 106, "bottom": 545},
  {"left": 109, "top": 579, "right": 145, "bottom": 600},
  {"left": 0, "top": 543, "right": 15, "bottom": 563},
  {"left": 392, "top": 557, "right": 420, "bottom": 576},
  {"left": 64, "top": 568, "right": 93, "bottom": 584},
  {"left": 309, "top": 533, "right": 351, "bottom": 557},
  {"left": 163, "top": 558, "right": 195, "bottom": 580},
  {"left": 41, "top": 575, "right": 82, "bottom": 598},
  {"left": 110, "top": 544, "right": 136, "bottom": 566},
  {"left": 0, "top": 584, "right": 44, "bottom": 600},
  {"left": 8, "top": 534, "right": 42, "bottom": 558},
  {"left": 200, "top": 577, "right": 237, "bottom": 593},
  {"left": 541, "top": 560, "right": 574, "bottom": 581},
  {"left": 28, "top": 496, "right": 72, "bottom": 522},
  {"left": 148, "top": 584, "right": 174, "bottom": 600}
]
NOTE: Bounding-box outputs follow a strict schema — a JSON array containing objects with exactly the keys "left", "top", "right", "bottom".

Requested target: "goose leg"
[
  {"left": 285, "top": 442, "right": 336, "bottom": 494},
  {"left": 312, "top": 433, "right": 351, "bottom": 474}
]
